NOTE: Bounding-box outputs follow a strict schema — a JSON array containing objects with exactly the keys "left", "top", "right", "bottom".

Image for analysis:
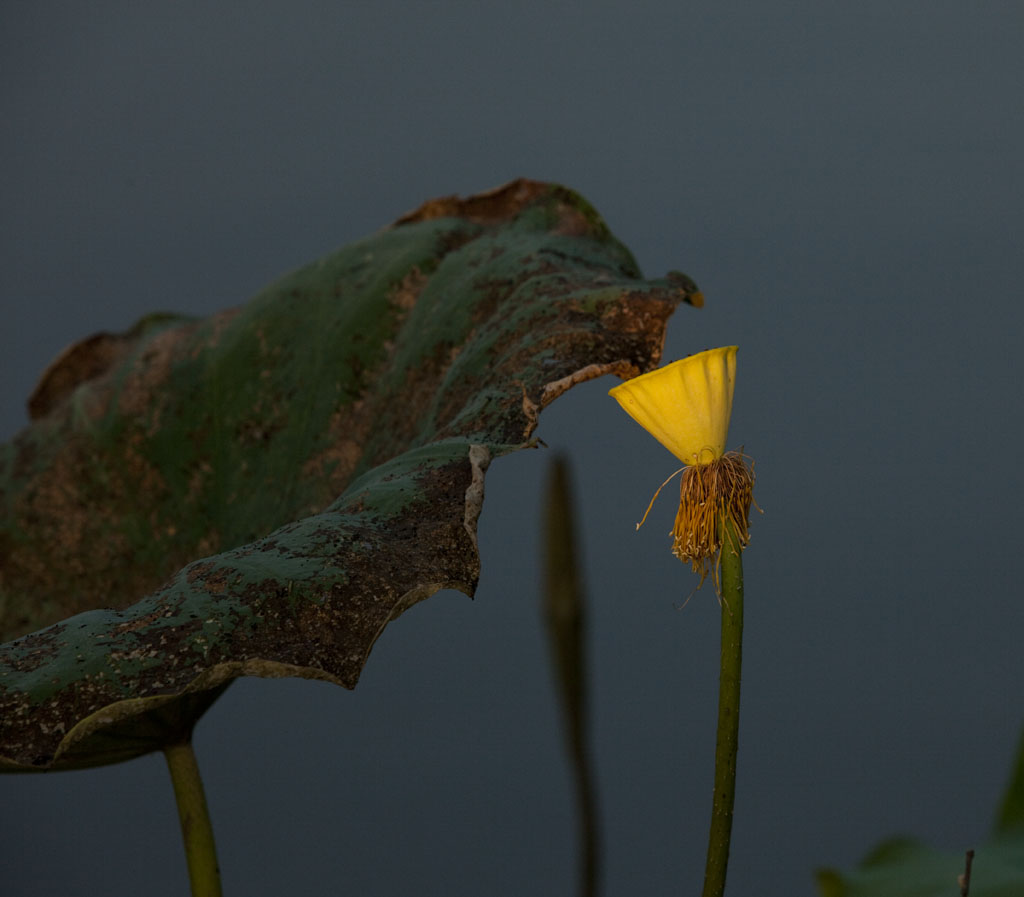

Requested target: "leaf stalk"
[{"left": 164, "top": 739, "right": 223, "bottom": 897}]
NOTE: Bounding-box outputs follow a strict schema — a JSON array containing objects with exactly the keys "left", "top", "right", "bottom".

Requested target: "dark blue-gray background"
[{"left": 3, "top": 4, "right": 1022, "bottom": 895}]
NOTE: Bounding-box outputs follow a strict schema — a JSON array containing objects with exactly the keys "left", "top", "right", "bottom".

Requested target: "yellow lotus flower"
[
  {"left": 609, "top": 346, "right": 754, "bottom": 584},
  {"left": 608, "top": 346, "right": 737, "bottom": 466}
]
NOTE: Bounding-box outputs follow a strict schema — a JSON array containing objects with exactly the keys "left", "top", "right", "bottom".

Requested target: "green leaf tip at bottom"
[
  {"left": 815, "top": 724, "right": 1024, "bottom": 896},
  {"left": 1, "top": 179, "right": 703, "bottom": 771}
]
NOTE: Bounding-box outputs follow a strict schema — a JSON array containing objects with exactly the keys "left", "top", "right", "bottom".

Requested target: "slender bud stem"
[
  {"left": 544, "top": 455, "right": 600, "bottom": 897},
  {"left": 701, "top": 517, "right": 745, "bottom": 897},
  {"left": 164, "top": 739, "right": 223, "bottom": 897}
]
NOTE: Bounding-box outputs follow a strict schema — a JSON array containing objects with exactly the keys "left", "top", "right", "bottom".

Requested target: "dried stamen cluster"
[{"left": 672, "top": 451, "right": 754, "bottom": 585}]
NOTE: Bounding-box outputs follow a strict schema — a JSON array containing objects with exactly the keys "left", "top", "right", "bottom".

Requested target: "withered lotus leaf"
[{"left": 0, "top": 180, "right": 699, "bottom": 770}]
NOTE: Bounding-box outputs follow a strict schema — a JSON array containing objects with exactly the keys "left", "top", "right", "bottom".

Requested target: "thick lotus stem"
[{"left": 701, "top": 516, "right": 745, "bottom": 897}]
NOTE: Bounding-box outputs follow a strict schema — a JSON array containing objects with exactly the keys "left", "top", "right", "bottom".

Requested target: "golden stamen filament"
[{"left": 671, "top": 451, "right": 754, "bottom": 587}]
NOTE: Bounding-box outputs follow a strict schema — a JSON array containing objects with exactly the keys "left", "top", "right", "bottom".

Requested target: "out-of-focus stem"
[{"left": 544, "top": 455, "right": 600, "bottom": 897}]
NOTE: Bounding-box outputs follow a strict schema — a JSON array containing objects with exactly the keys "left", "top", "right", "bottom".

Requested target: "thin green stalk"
[
  {"left": 544, "top": 455, "right": 600, "bottom": 897},
  {"left": 701, "top": 518, "right": 745, "bottom": 897},
  {"left": 164, "top": 739, "right": 223, "bottom": 897}
]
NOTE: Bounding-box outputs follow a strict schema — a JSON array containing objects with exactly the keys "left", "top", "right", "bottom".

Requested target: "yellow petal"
[{"left": 608, "top": 346, "right": 737, "bottom": 465}]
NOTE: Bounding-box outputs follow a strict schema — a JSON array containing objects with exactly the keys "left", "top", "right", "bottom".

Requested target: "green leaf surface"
[
  {"left": 0, "top": 179, "right": 700, "bottom": 771},
  {"left": 816, "top": 726, "right": 1024, "bottom": 897}
]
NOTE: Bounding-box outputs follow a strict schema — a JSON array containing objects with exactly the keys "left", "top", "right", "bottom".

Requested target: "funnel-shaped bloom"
[
  {"left": 608, "top": 346, "right": 736, "bottom": 466},
  {"left": 609, "top": 346, "right": 754, "bottom": 585}
]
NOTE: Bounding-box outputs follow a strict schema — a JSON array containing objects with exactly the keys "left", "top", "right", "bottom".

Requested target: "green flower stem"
[
  {"left": 701, "top": 518, "right": 745, "bottom": 897},
  {"left": 164, "top": 739, "right": 223, "bottom": 897}
]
